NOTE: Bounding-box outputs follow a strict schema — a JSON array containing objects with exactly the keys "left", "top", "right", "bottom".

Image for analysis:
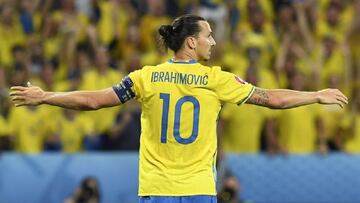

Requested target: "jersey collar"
[{"left": 168, "top": 58, "right": 198, "bottom": 64}]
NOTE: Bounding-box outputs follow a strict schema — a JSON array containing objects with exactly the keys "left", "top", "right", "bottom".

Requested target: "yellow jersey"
[
  {"left": 8, "top": 106, "right": 47, "bottom": 153},
  {"left": 220, "top": 104, "right": 272, "bottom": 153},
  {"left": 57, "top": 110, "right": 95, "bottom": 153},
  {"left": 278, "top": 105, "right": 320, "bottom": 154},
  {"left": 80, "top": 69, "right": 124, "bottom": 134},
  {"left": 341, "top": 113, "right": 360, "bottom": 153},
  {"left": 0, "top": 115, "right": 9, "bottom": 136},
  {"left": 114, "top": 59, "right": 254, "bottom": 196}
]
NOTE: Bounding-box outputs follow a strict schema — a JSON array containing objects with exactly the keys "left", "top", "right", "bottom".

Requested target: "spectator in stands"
[
  {"left": 79, "top": 46, "right": 124, "bottom": 140},
  {"left": 96, "top": 0, "right": 136, "bottom": 47},
  {"left": 319, "top": 74, "right": 346, "bottom": 151},
  {"left": 274, "top": 2, "right": 295, "bottom": 39},
  {"left": 139, "top": 0, "right": 171, "bottom": 51},
  {"left": 65, "top": 176, "right": 101, "bottom": 203},
  {"left": 219, "top": 66, "right": 277, "bottom": 154},
  {"left": 6, "top": 61, "right": 55, "bottom": 153},
  {"left": 0, "top": 0, "right": 357, "bottom": 155},
  {"left": 0, "top": 68, "right": 11, "bottom": 150},
  {"left": 316, "top": 0, "right": 350, "bottom": 43},
  {"left": 0, "top": 2, "right": 25, "bottom": 68},
  {"left": 9, "top": 14, "right": 348, "bottom": 203},
  {"left": 104, "top": 101, "right": 141, "bottom": 151},
  {"left": 217, "top": 175, "right": 241, "bottom": 203},
  {"left": 339, "top": 86, "right": 360, "bottom": 153},
  {"left": 276, "top": 71, "right": 326, "bottom": 154}
]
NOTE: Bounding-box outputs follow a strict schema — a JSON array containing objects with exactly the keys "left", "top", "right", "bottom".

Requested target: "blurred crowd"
[{"left": 0, "top": 0, "right": 359, "bottom": 157}]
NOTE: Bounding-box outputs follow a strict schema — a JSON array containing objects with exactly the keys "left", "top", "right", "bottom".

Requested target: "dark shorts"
[{"left": 139, "top": 195, "right": 217, "bottom": 203}]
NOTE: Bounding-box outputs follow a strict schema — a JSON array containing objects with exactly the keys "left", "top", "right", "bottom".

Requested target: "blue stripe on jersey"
[
  {"left": 112, "top": 76, "right": 135, "bottom": 103},
  {"left": 168, "top": 59, "right": 198, "bottom": 64}
]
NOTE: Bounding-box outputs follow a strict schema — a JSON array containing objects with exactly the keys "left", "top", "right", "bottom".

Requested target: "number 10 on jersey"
[{"left": 160, "top": 93, "right": 200, "bottom": 144}]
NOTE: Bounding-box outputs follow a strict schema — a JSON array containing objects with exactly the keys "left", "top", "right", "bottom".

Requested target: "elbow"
[
  {"left": 268, "top": 96, "right": 288, "bottom": 109},
  {"left": 86, "top": 97, "right": 101, "bottom": 110},
  {"left": 88, "top": 103, "right": 101, "bottom": 110}
]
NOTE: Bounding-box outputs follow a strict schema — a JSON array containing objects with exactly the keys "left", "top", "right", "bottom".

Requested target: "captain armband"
[{"left": 112, "top": 76, "right": 136, "bottom": 103}]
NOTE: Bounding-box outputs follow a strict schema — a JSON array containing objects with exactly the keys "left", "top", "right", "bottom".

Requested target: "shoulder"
[
  {"left": 128, "top": 65, "right": 156, "bottom": 84},
  {"left": 195, "top": 64, "right": 223, "bottom": 76},
  {"left": 133, "top": 66, "right": 150, "bottom": 72},
  {"left": 207, "top": 65, "right": 235, "bottom": 80},
  {"left": 129, "top": 65, "right": 153, "bottom": 76}
]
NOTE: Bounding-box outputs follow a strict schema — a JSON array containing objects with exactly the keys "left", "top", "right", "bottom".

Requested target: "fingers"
[
  {"left": 14, "top": 103, "right": 26, "bottom": 107},
  {"left": 11, "top": 98, "right": 24, "bottom": 107},
  {"left": 9, "top": 87, "right": 27, "bottom": 107},
  {"left": 10, "top": 86, "right": 27, "bottom": 91},
  {"left": 333, "top": 97, "right": 345, "bottom": 108},
  {"left": 10, "top": 81, "right": 33, "bottom": 91},
  {"left": 336, "top": 94, "right": 348, "bottom": 103},
  {"left": 330, "top": 89, "right": 348, "bottom": 108},
  {"left": 11, "top": 96, "right": 33, "bottom": 107},
  {"left": 11, "top": 95, "right": 25, "bottom": 106},
  {"left": 9, "top": 91, "right": 23, "bottom": 96},
  {"left": 336, "top": 96, "right": 348, "bottom": 105},
  {"left": 335, "top": 89, "right": 348, "bottom": 103},
  {"left": 11, "top": 96, "right": 25, "bottom": 101}
]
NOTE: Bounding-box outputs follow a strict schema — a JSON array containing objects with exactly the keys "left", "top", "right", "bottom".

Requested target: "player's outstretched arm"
[
  {"left": 9, "top": 85, "right": 120, "bottom": 110},
  {"left": 246, "top": 87, "right": 348, "bottom": 109}
]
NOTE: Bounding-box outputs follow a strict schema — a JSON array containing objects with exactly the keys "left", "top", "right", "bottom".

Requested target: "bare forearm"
[
  {"left": 267, "top": 89, "right": 319, "bottom": 109},
  {"left": 10, "top": 86, "right": 120, "bottom": 110},
  {"left": 42, "top": 91, "right": 104, "bottom": 110},
  {"left": 246, "top": 88, "right": 347, "bottom": 109}
]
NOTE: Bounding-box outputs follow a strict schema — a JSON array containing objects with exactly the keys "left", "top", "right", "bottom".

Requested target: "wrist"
[
  {"left": 314, "top": 91, "right": 321, "bottom": 103},
  {"left": 41, "top": 91, "right": 50, "bottom": 104}
]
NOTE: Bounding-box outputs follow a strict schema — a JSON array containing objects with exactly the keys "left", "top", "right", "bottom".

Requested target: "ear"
[{"left": 186, "top": 37, "right": 197, "bottom": 50}]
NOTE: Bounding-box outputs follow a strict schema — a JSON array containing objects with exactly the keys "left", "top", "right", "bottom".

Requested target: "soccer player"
[{"left": 10, "top": 15, "right": 348, "bottom": 203}]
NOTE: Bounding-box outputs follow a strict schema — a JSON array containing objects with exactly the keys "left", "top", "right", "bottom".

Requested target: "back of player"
[
  {"left": 8, "top": 13, "right": 348, "bottom": 203},
  {"left": 126, "top": 59, "right": 254, "bottom": 199}
]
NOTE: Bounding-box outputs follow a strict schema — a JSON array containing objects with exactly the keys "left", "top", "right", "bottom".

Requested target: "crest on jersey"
[{"left": 234, "top": 75, "right": 245, "bottom": 84}]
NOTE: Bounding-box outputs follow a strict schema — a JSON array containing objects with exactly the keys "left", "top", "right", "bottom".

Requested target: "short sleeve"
[
  {"left": 112, "top": 69, "right": 143, "bottom": 103},
  {"left": 213, "top": 67, "right": 255, "bottom": 105},
  {"left": 128, "top": 69, "right": 143, "bottom": 101}
]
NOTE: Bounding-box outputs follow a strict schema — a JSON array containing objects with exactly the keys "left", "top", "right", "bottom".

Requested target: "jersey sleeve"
[
  {"left": 112, "top": 69, "right": 143, "bottom": 103},
  {"left": 213, "top": 67, "right": 255, "bottom": 105}
]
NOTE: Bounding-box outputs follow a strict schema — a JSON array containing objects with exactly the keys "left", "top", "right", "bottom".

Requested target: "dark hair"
[
  {"left": 158, "top": 14, "right": 205, "bottom": 52},
  {"left": 76, "top": 176, "right": 101, "bottom": 203}
]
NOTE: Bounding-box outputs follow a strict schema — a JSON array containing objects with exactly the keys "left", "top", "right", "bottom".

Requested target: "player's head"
[{"left": 158, "top": 14, "right": 216, "bottom": 61}]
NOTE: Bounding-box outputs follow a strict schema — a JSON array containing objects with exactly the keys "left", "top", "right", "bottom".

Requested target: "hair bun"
[{"left": 159, "top": 25, "right": 173, "bottom": 39}]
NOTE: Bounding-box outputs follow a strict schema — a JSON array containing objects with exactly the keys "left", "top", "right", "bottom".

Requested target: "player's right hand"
[{"left": 9, "top": 83, "right": 45, "bottom": 107}]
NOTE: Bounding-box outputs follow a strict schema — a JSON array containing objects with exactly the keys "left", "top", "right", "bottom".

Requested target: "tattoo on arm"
[{"left": 247, "top": 88, "right": 270, "bottom": 106}]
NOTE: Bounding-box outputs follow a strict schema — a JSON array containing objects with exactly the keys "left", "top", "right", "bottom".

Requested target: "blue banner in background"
[
  {"left": 1, "top": 153, "right": 360, "bottom": 203},
  {"left": 0, "top": 153, "right": 139, "bottom": 203},
  {"left": 227, "top": 153, "right": 360, "bottom": 203}
]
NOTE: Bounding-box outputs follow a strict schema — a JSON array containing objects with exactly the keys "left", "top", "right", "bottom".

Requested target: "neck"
[{"left": 173, "top": 49, "right": 198, "bottom": 61}]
